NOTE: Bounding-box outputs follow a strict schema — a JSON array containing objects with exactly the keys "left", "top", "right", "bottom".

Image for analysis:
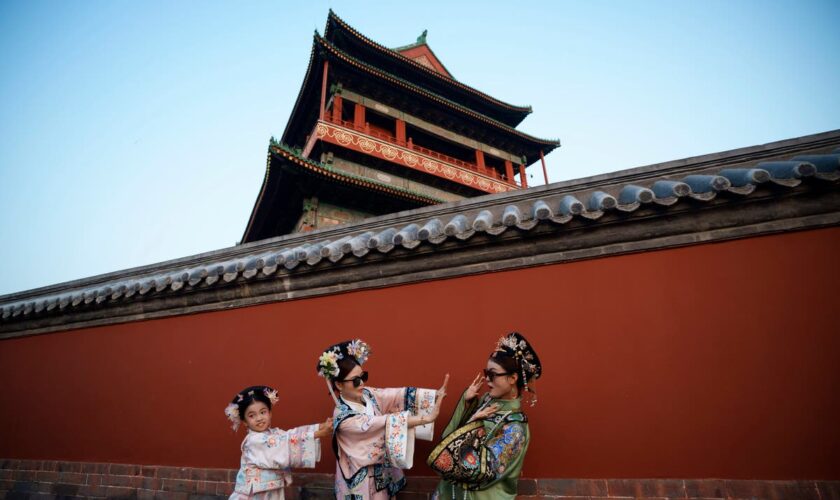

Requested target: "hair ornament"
[
  {"left": 346, "top": 339, "right": 371, "bottom": 365},
  {"left": 317, "top": 347, "right": 343, "bottom": 379},
  {"left": 224, "top": 403, "right": 241, "bottom": 431},
  {"left": 263, "top": 387, "right": 279, "bottom": 405},
  {"left": 316, "top": 339, "right": 373, "bottom": 406},
  {"left": 493, "top": 332, "right": 542, "bottom": 407},
  {"left": 224, "top": 385, "right": 279, "bottom": 432}
]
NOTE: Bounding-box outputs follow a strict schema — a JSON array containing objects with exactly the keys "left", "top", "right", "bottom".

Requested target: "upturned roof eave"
[
  {"left": 324, "top": 10, "right": 533, "bottom": 121},
  {"left": 268, "top": 142, "right": 446, "bottom": 205},
  {"left": 280, "top": 35, "right": 559, "bottom": 163}
]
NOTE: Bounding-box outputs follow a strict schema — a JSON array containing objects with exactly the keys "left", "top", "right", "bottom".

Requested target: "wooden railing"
[{"left": 325, "top": 116, "right": 515, "bottom": 184}]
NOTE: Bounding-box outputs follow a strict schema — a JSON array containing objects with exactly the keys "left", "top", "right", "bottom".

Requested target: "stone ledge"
[{"left": 1, "top": 459, "right": 837, "bottom": 499}]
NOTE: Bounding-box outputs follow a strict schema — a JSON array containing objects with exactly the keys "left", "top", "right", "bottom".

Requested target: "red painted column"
[
  {"left": 505, "top": 160, "right": 514, "bottom": 183},
  {"left": 319, "top": 61, "right": 329, "bottom": 121},
  {"left": 354, "top": 103, "right": 366, "bottom": 130},
  {"left": 475, "top": 150, "right": 486, "bottom": 171},
  {"left": 540, "top": 150, "right": 549, "bottom": 185},
  {"left": 396, "top": 119, "right": 406, "bottom": 145},
  {"left": 332, "top": 95, "right": 343, "bottom": 123},
  {"left": 519, "top": 164, "right": 528, "bottom": 188}
]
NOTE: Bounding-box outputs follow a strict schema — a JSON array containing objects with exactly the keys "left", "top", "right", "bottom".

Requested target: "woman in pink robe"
[{"left": 316, "top": 339, "right": 448, "bottom": 499}]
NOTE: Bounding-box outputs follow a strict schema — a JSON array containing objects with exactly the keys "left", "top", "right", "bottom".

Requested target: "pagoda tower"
[{"left": 242, "top": 11, "right": 559, "bottom": 242}]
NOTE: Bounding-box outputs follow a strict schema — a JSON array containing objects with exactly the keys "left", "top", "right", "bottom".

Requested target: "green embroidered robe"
[{"left": 431, "top": 393, "right": 530, "bottom": 500}]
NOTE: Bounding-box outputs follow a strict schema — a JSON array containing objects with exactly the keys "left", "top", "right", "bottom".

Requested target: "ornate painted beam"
[{"left": 313, "top": 120, "right": 519, "bottom": 194}]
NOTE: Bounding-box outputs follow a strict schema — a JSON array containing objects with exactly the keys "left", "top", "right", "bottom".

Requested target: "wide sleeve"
[
  {"left": 336, "top": 387, "right": 438, "bottom": 471},
  {"left": 370, "top": 387, "right": 438, "bottom": 441},
  {"left": 335, "top": 411, "right": 395, "bottom": 468},
  {"left": 242, "top": 425, "right": 321, "bottom": 470},
  {"left": 367, "top": 387, "right": 409, "bottom": 413},
  {"left": 484, "top": 421, "right": 529, "bottom": 481},
  {"left": 427, "top": 417, "right": 529, "bottom": 490}
]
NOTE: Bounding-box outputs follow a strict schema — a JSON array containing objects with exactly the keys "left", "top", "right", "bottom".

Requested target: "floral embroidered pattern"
[
  {"left": 365, "top": 439, "right": 385, "bottom": 462},
  {"left": 233, "top": 426, "right": 310, "bottom": 495},
  {"left": 333, "top": 387, "right": 413, "bottom": 499},
  {"left": 433, "top": 449, "right": 454, "bottom": 472},
  {"left": 417, "top": 389, "right": 435, "bottom": 413},
  {"left": 384, "top": 411, "right": 409, "bottom": 467}
]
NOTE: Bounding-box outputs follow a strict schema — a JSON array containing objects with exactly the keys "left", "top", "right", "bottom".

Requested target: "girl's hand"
[
  {"left": 314, "top": 418, "right": 332, "bottom": 439},
  {"left": 464, "top": 372, "right": 484, "bottom": 402},
  {"left": 468, "top": 403, "right": 500, "bottom": 423}
]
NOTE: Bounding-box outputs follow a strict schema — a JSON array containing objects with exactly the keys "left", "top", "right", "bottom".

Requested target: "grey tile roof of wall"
[{"left": 1, "top": 132, "right": 838, "bottom": 325}]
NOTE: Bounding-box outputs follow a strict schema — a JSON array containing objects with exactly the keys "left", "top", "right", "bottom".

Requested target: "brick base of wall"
[{"left": 0, "top": 459, "right": 836, "bottom": 499}]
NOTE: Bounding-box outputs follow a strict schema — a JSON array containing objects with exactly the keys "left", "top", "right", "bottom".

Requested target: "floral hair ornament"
[
  {"left": 316, "top": 339, "right": 372, "bottom": 405},
  {"left": 317, "top": 346, "right": 343, "bottom": 379},
  {"left": 494, "top": 332, "right": 542, "bottom": 407},
  {"left": 346, "top": 339, "right": 371, "bottom": 365},
  {"left": 264, "top": 388, "right": 279, "bottom": 405},
  {"left": 224, "top": 403, "right": 241, "bottom": 431},
  {"left": 224, "top": 386, "right": 280, "bottom": 432}
]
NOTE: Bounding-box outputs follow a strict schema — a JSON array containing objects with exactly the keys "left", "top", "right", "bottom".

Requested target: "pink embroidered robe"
[
  {"left": 229, "top": 424, "right": 321, "bottom": 500},
  {"left": 332, "top": 387, "right": 437, "bottom": 499}
]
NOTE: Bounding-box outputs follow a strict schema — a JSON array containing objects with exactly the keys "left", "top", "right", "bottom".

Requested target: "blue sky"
[{"left": 1, "top": 0, "right": 838, "bottom": 296}]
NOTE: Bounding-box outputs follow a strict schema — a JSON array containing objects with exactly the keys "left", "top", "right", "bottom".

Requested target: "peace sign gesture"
[{"left": 465, "top": 371, "right": 484, "bottom": 402}]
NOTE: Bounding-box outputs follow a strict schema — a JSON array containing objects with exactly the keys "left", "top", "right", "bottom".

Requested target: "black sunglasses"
[
  {"left": 342, "top": 371, "right": 369, "bottom": 388},
  {"left": 483, "top": 369, "right": 511, "bottom": 381}
]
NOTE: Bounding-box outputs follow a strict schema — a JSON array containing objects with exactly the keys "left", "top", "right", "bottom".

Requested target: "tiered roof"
[
  {"left": 282, "top": 12, "right": 559, "bottom": 164},
  {"left": 323, "top": 10, "right": 531, "bottom": 126}
]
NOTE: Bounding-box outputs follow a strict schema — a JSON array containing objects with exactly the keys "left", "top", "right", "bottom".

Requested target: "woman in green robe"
[{"left": 428, "top": 332, "right": 542, "bottom": 500}]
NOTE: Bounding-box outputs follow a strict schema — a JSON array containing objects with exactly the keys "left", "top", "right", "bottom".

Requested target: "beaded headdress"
[
  {"left": 223, "top": 385, "right": 279, "bottom": 432},
  {"left": 493, "top": 332, "right": 542, "bottom": 406},
  {"left": 316, "top": 339, "right": 371, "bottom": 404}
]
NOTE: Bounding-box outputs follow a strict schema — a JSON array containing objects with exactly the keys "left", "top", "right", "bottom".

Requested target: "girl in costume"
[
  {"left": 316, "top": 339, "right": 449, "bottom": 499},
  {"left": 224, "top": 385, "right": 331, "bottom": 499},
  {"left": 428, "top": 332, "right": 542, "bottom": 500}
]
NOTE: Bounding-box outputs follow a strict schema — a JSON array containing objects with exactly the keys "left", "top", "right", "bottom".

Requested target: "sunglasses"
[
  {"left": 342, "top": 371, "right": 369, "bottom": 388},
  {"left": 483, "top": 369, "right": 511, "bottom": 381}
]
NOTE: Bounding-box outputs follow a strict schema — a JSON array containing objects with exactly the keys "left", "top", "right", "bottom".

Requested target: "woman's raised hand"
[
  {"left": 464, "top": 372, "right": 484, "bottom": 402},
  {"left": 429, "top": 373, "right": 450, "bottom": 420},
  {"left": 436, "top": 373, "right": 450, "bottom": 401},
  {"left": 468, "top": 403, "right": 500, "bottom": 423},
  {"left": 408, "top": 374, "right": 449, "bottom": 428}
]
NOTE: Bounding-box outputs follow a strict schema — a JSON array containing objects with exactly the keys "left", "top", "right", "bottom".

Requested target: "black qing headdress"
[{"left": 493, "top": 332, "right": 542, "bottom": 406}]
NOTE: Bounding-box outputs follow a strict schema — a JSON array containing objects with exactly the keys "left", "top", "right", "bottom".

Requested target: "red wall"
[{"left": 1, "top": 228, "right": 838, "bottom": 479}]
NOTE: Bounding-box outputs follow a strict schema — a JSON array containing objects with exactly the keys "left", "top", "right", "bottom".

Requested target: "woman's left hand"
[
  {"left": 436, "top": 373, "right": 450, "bottom": 402},
  {"left": 468, "top": 403, "right": 500, "bottom": 423}
]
